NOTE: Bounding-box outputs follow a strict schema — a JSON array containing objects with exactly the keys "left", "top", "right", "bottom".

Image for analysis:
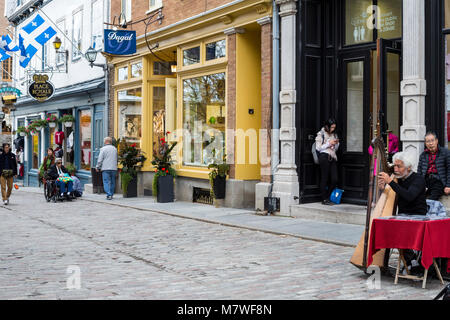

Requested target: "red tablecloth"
[{"left": 368, "top": 218, "right": 450, "bottom": 271}]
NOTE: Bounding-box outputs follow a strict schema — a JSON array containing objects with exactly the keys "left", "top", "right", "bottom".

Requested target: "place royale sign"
[
  {"left": 28, "top": 74, "right": 55, "bottom": 102},
  {"left": 104, "top": 29, "right": 136, "bottom": 55}
]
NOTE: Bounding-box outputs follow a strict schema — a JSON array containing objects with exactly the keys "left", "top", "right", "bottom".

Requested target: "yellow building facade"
[{"left": 108, "top": 0, "right": 273, "bottom": 208}]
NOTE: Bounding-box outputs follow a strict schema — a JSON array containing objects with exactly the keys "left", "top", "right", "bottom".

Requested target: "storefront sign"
[
  {"left": 28, "top": 74, "right": 55, "bottom": 102},
  {"left": 0, "top": 87, "right": 22, "bottom": 97},
  {"left": 104, "top": 29, "right": 136, "bottom": 55}
]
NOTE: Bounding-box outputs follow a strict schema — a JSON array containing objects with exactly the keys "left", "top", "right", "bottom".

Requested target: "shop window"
[
  {"left": 149, "top": 0, "right": 162, "bottom": 12},
  {"left": 56, "top": 19, "right": 66, "bottom": 66},
  {"left": 152, "top": 86, "right": 166, "bottom": 152},
  {"left": 345, "top": 0, "right": 373, "bottom": 45},
  {"left": 2, "top": 58, "right": 12, "bottom": 81},
  {"left": 183, "top": 47, "right": 200, "bottom": 66},
  {"left": 31, "top": 133, "right": 39, "bottom": 169},
  {"left": 182, "top": 72, "right": 226, "bottom": 167},
  {"left": 91, "top": 0, "right": 103, "bottom": 50},
  {"left": 121, "top": 0, "right": 131, "bottom": 24},
  {"left": 153, "top": 61, "right": 172, "bottom": 75},
  {"left": 79, "top": 110, "right": 92, "bottom": 171},
  {"left": 118, "top": 88, "right": 142, "bottom": 147},
  {"left": 206, "top": 40, "right": 226, "bottom": 61},
  {"left": 118, "top": 66, "right": 128, "bottom": 81},
  {"left": 376, "top": 0, "right": 402, "bottom": 40},
  {"left": 346, "top": 61, "right": 364, "bottom": 152},
  {"left": 131, "top": 62, "right": 143, "bottom": 78}
]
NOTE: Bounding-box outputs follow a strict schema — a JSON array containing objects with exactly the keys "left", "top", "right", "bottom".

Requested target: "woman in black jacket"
[{"left": 0, "top": 143, "right": 17, "bottom": 205}]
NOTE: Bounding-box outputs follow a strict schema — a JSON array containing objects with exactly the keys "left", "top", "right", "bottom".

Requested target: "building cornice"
[{"left": 7, "top": 0, "right": 45, "bottom": 26}]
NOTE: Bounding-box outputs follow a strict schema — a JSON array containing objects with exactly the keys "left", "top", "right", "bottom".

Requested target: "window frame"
[
  {"left": 147, "top": 0, "right": 163, "bottom": 14},
  {"left": 91, "top": 0, "right": 104, "bottom": 50},
  {"left": 178, "top": 36, "right": 227, "bottom": 72},
  {"left": 72, "top": 6, "right": 84, "bottom": 61}
]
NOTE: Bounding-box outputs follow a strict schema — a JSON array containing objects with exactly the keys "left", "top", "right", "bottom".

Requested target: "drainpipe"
[
  {"left": 104, "top": 64, "right": 109, "bottom": 140},
  {"left": 267, "top": 0, "right": 280, "bottom": 214}
]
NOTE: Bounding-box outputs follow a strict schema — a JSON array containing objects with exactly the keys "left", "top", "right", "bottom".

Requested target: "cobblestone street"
[{"left": 0, "top": 190, "right": 444, "bottom": 300}]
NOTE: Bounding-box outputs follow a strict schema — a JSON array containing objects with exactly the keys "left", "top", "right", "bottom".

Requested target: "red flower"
[
  {"left": 166, "top": 131, "right": 171, "bottom": 134},
  {"left": 131, "top": 143, "right": 137, "bottom": 148},
  {"left": 161, "top": 167, "right": 165, "bottom": 171},
  {"left": 165, "top": 170, "right": 169, "bottom": 173}
]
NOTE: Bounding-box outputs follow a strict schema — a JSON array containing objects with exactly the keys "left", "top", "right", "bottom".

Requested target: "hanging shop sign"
[
  {"left": 104, "top": 29, "right": 136, "bottom": 55},
  {"left": 0, "top": 87, "right": 22, "bottom": 97},
  {"left": 28, "top": 74, "right": 55, "bottom": 102}
]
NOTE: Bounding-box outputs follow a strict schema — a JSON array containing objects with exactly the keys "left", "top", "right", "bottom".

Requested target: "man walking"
[
  {"left": 417, "top": 132, "right": 450, "bottom": 200},
  {"left": 96, "top": 137, "right": 118, "bottom": 200},
  {"left": 0, "top": 143, "right": 18, "bottom": 205}
]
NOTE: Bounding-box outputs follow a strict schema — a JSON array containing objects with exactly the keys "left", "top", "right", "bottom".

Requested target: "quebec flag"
[
  {"left": 19, "top": 14, "right": 57, "bottom": 68},
  {"left": 0, "top": 35, "right": 19, "bottom": 63}
]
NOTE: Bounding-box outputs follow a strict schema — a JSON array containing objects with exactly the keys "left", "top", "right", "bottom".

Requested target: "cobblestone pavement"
[{"left": 0, "top": 190, "right": 445, "bottom": 300}]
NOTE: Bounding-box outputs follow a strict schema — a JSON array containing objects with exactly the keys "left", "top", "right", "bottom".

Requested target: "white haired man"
[
  {"left": 96, "top": 137, "right": 118, "bottom": 200},
  {"left": 378, "top": 152, "right": 427, "bottom": 215}
]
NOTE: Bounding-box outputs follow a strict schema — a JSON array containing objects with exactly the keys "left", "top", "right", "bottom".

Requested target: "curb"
[{"left": 19, "top": 188, "right": 357, "bottom": 248}]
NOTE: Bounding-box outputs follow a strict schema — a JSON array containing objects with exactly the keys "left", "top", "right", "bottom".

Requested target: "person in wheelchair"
[{"left": 48, "top": 158, "right": 74, "bottom": 200}]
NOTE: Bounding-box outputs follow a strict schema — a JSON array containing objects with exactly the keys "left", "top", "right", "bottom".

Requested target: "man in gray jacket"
[{"left": 96, "top": 137, "right": 118, "bottom": 200}]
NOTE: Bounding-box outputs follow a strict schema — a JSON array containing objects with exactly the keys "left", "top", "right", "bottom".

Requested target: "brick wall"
[
  {"left": 260, "top": 21, "right": 272, "bottom": 182},
  {"left": 111, "top": 0, "right": 236, "bottom": 37}
]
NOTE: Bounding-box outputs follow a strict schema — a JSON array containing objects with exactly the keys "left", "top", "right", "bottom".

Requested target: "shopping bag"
[{"left": 329, "top": 188, "right": 344, "bottom": 204}]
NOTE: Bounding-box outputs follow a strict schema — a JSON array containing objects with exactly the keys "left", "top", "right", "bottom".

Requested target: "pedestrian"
[
  {"left": 0, "top": 143, "right": 18, "bottom": 205},
  {"left": 39, "top": 147, "right": 56, "bottom": 184},
  {"left": 96, "top": 137, "right": 118, "bottom": 200},
  {"left": 48, "top": 158, "right": 73, "bottom": 200},
  {"left": 16, "top": 147, "right": 24, "bottom": 180},
  {"left": 416, "top": 132, "right": 450, "bottom": 200},
  {"left": 315, "top": 118, "right": 340, "bottom": 206},
  {"left": 70, "top": 171, "right": 83, "bottom": 198}
]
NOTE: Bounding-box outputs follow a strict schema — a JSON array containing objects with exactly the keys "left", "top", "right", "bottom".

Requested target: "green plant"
[
  {"left": 31, "top": 118, "right": 48, "bottom": 128},
  {"left": 118, "top": 139, "right": 147, "bottom": 195},
  {"left": 65, "top": 162, "right": 77, "bottom": 175},
  {"left": 59, "top": 114, "right": 75, "bottom": 123},
  {"left": 151, "top": 132, "right": 177, "bottom": 196},
  {"left": 46, "top": 114, "right": 58, "bottom": 123},
  {"left": 208, "top": 155, "right": 229, "bottom": 198},
  {"left": 16, "top": 126, "right": 27, "bottom": 135}
]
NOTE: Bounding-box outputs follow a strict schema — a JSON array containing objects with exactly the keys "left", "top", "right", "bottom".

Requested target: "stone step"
[{"left": 289, "top": 202, "right": 367, "bottom": 226}]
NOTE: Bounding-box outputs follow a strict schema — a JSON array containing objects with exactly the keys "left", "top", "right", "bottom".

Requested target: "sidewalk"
[{"left": 18, "top": 186, "right": 364, "bottom": 247}]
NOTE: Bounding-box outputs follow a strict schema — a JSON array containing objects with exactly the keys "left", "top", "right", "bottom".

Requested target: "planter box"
[
  {"left": 157, "top": 175, "right": 174, "bottom": 203},
  {"left": 212, "top": 175, "right": 226, "bottom": 199},
  {"left": 19, "top": 132, "right": 25, "bottom": 136},
  {"left": 64, "top": 122, "right": 73, "bottom": 127},
  {"left": 123, "top": 174, "right": 138, "bottom": 198},
  {"left": 48, "top": 122, "right": 57, "bottom": 128}
]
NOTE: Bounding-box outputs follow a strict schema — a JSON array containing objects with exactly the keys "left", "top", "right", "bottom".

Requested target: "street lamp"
[
  {"left": 53, "top": 36, "right": 68, "bottom": 73},
  {"left": 85, "top": 46, "right": 98, "bottom": 67}
]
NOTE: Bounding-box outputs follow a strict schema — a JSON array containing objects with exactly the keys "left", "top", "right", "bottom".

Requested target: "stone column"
[
  {"left": 400, "top": 0, "right": 426, "bottom": 169},
  {"left": 272, "top": 0, "right": 299, "bottom": 215}
]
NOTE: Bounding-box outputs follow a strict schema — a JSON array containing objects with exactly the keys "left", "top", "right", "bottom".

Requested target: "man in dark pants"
[{"left": 417, "top": 132, "right": 450, "bottom": 200}]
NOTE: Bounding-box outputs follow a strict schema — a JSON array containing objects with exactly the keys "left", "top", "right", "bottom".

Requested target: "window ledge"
[{"left": 146, "top": 5, "right": 163, "bottom": 15}]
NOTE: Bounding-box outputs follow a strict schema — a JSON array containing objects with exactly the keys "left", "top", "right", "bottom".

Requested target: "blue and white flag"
[
  {"left": 18, "top": 34, "right": 37, "bottom": 68},
  {"left": 0, "top": 49, "right": 11, "bottom": 62},
  {"left": 22, "top": 14, "right": 45, "bottom": 34},
  {"left": 34, "top": 26, "right": 57, "bottom": 46},
  {"left": 0, "top": 35, "right": 19, "bottom": 54},
  {"left": 18, "top": 13, "right": 57, "bottom": 68}
]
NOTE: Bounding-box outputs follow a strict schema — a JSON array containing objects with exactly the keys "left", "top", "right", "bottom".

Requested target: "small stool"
[{"left": 394, "top": 249, "right": 444, "bottom": 289}]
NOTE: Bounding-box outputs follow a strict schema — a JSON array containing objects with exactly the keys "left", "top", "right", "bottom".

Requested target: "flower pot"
[
  {"left": 123, "top": 174, "right": 138, "bottom": 198},
  {"left": 212, "top": 175, "right": 226, "bottom": 199},
  {"left": 157, "top": 175, "right": 174, "bottom": 203},
  {"left": 19, "top": 132, "right": 25, "bottom": 137},
  {"left": 35, "top": 126, "right": 42, "bottom": 131},
  {"left": 64, "top": 122, "right": 73, "bottom": 127},
  {"left": 49, "top": 122, "right": 56, "bottom": 128}
]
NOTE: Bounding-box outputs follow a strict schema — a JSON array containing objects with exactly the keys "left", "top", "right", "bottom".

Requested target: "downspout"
[
  {"left": 104, "top": 64, "right": 109, "bottom": 140},
  {"left": 268, "top": 0, "right": 280, "bottom": 214}
]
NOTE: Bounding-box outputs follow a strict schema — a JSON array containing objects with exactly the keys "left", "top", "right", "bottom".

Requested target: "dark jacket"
[
  {"left": 389, "top": 172, "right": 427, "bottom": 215},
  {"left": 417, "top": 147, "right": 450, "bottom": 187},
  {"left": 0, "top": 151, "right": 18, "bottom": 176},
  {"left": 48, "top": 164, "right": 69, "bottom": 180}
]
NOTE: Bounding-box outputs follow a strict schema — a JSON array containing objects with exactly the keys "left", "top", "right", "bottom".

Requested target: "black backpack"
[{"left": 434, "top": 283, "right": 450, "bottom": 300}]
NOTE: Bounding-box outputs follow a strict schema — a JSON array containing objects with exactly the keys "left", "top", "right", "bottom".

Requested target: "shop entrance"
[
  {"left": 337, "top": 39, "right": 401, "bottom": 203},
  {"left": 297, "top": 0, "right": 403, "bottom": 204}
]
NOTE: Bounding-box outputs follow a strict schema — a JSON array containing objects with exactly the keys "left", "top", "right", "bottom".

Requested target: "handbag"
[{"left": 1, "top": 169, "right": 13, "bottom": 178}]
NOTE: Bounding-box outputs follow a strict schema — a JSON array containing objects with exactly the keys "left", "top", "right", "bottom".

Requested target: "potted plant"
[
  {"left": 118, "top": 139, "right": 147, "bottom": 198},
  {"left": 32, "top": 119, "right": 47, "bottom": 131},
  {"left": 151, "top": 132, "right": 177, "bottom": 203},
  {"left": 65, "top": 162, "right": 77, "bottom": 175},
  {"left": 17, "top": 126, "right": 27, "bottom": 137},
  {"left": 208, "top": 155, "right": 230, "bottom": 200},
  {"left": 59, "top": 114, "right": 75, "bottom": 127},
  {"left": 46, "top": 114, "right": 59, "bottom": 128}
]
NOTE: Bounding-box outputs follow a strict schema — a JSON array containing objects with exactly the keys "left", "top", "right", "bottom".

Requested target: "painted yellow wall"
[{"left": 235, "top": 28, "right": 261, "bottom": 181}]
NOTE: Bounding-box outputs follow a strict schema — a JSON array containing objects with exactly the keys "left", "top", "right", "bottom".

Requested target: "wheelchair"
[{"left": 43, "top": 171, "right": 75, "bottom": 203}]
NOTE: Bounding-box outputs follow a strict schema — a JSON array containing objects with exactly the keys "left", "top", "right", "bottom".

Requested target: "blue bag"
[{"left": 329, "top": 188, "right": 344, "bottom": 204}]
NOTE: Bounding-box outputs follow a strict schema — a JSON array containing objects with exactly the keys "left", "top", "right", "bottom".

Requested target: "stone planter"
[
  {"left": 64, "top": 122, "right": 73, "bottom": 127},
  {"left": 48, "top": 122, "right": 57, "bottom": 128},
  {"left": 122, "top": 174, "right": 138, "bottom": 198},
  {"left": 212, "top": 175, "right": 226, "bottom": 199},
  {"left": 19, "top": 132, "right": 25, "bottom": 137},
  {"left": 157, "top": 175, "right": 174, "bottom": 203}
]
